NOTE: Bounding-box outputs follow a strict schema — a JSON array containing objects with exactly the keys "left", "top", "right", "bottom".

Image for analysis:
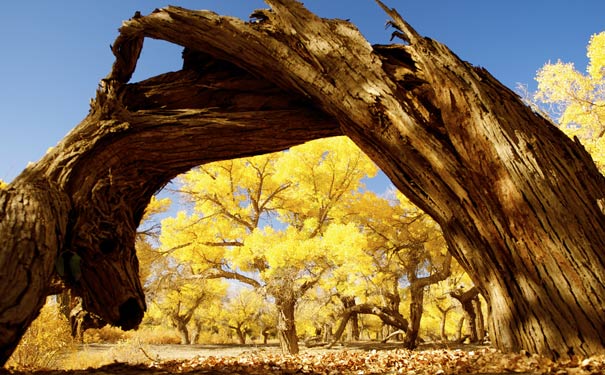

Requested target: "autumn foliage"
[{"left": 535, "top": 31, "right": 605, "bottom": 169}]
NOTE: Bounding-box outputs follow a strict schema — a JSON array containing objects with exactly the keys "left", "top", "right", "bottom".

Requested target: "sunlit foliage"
[{"left": 535, "top": 31, "right": 605, "bottom": 169}]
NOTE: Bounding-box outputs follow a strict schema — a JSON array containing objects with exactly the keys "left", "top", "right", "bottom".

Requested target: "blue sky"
[{"left": 0, "top": 1, "right": 603, "bottom": 185}]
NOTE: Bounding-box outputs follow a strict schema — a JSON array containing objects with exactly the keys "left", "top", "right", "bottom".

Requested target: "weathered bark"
[
  {"left": 0, "top": 180, "right": 70, "bottom": 363},
  {"left": 1, "top": 0, "right": 605, "bottom": 362},
  {"left": 275, "top": 296, "right": 299, "bottom": 354},
  {"left": 120, "top": 2, "right": 605, "bottom": 358}
]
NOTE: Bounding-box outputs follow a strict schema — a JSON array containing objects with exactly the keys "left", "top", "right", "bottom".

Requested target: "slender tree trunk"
[
  {"left": 456, "top": 317, "right": 466, "bottom": 343},
  {"left": 403, "top": 252, "right": 451, "bottom": 348},
  {"left": 437, "top": 305, "right": 455, "bottom": 341},
  {"left": 190, "top": 325, "right": 200, "bottom": 345},
  {"left": 262, "top": 329, "right": 270, "bottom": 345},
  {"left": 3, "top": 0, "right": 605, "bottom": 362},
  {"left": 439, "top": 310, "right": 447, "bottom": 341}
]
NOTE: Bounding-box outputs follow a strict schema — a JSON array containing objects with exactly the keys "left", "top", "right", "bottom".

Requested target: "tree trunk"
[
  {"left": 231, "top": 326, "right": 247, "bottom": 345},
  {"left": 451, "top": 287, "right": 483, "bottom": 343},
  {"left": 262, "top": 329, "right": 270, "bottom": 345},
  {"left": 403, "top": 284, "right": 424, "bottom": 349},
  {"left": 437, "top": 305, "right": 455, "bottom": 341},
  {"left": 190, "top": 323, "right": 201, "bottom": 345},
  {"left": 456, "top": 317, "right": 467, "bottom": 343},
  {"left": 173, "top": 318, "right": 190, "bottom": 345},
  {"left": 330, "top": 303, "right": 409, "bottom": 347},
  {"left": 276, "top": 297, "right": 299, "bottom": 354},
  {"left": 473, "top": 297, "right": 485, "bottom": 342},
  {"left": 341, "top": 296, "right": 360, "bottom": 341},
  {"left": 2, "top": 0, "right": 605, "bottom": 362},
  {"left": 403, "top": 252, "right": 451, "bottom": 349}
]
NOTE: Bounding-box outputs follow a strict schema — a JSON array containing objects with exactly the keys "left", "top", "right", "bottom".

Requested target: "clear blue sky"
[{"left": 1, "top": 1, "right": 603, "bottom": 184}]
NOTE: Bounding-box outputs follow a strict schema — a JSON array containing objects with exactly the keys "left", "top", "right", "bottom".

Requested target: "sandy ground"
[{"left": 77, "top": 341, "right": 487, "bottom": 362}]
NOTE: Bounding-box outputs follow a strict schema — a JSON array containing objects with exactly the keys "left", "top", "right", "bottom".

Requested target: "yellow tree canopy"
[
  {"left": 535, "top": 31, "right": 605, "bottom": 168},
  {"left": 159, "top": 136, "right": 377, "bottom": 294}
]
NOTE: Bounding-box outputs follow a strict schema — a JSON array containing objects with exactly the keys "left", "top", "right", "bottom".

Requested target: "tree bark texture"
[
  {"left": 1, "top": 0, "right": 605, "bottom": 362},
  {"left": 276, "top": 296, "right": 299, "bottom": 354}
]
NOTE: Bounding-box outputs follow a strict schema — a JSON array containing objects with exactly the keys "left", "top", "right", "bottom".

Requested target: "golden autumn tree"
[
  {"left": 535, "top": 31, "right": 605, "bottom": 169},
  {"left": 147, "top": 259, "right": 227, "bottom": 344},
  {"left": 160, "top": 136, "right": 375, "bottom": 354},
  {"left": 329, "top": 189, "right": 452, "bottom": 348},
  {"left": 137, "top": 196, "right": 172, "bottom": 284},
  {"left": 220, "top": 288, "right": 266, "bottom": 344}
]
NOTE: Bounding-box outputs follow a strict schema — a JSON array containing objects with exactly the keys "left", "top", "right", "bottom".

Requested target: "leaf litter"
[{"left": 4, "top": 346, "right": 605, "bottom": 374}]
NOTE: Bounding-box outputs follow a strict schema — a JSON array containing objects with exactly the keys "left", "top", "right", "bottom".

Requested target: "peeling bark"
[{"left": 1, "top": 0, "right": 605, "bottom": 362}]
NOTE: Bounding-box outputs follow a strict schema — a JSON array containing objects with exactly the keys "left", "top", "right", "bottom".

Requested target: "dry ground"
[{"left": 4, "top": 341, "right": 604, "bottom": 374}]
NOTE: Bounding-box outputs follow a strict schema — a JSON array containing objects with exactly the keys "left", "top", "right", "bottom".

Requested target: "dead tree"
[{"left": 1, "top": 0, "right": 605, "bottom": 363}]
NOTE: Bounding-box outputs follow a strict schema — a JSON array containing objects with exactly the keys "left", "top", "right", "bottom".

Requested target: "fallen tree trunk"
[{"left": 1, "top": 0, "right": 605, "bottom": 362}]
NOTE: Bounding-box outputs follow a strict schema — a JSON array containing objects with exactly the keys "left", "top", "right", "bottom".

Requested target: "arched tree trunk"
[
  {"left": 1, "top": 0, "right": 605, "bottom": 363},
  {"left": 0, "top": 12, "right": 339, "bottom": 363}
]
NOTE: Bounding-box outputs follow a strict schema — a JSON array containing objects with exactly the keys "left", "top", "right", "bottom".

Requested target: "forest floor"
[{"left": 3, "top": 341, "right": 605, "bottom": 374}]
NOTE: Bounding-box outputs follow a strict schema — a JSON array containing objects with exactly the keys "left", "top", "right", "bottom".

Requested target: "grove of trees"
[
  {"left": 143, "top": 136, "right": 473, "bottom": 354},
  {"left": 1, "top": 0, "right": 605, "bottom": 364}
]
